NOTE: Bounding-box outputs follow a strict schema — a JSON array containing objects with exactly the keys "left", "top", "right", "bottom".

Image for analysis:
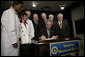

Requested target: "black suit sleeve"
[
  {"left": 53, "top": 24, "right": 64, "bottom": 38},
  {"left": 51, "top": 25, "right": 61, "bottom": 38},
  {"left": 39, "top": 28, "right": 44, "bottom": 37}
]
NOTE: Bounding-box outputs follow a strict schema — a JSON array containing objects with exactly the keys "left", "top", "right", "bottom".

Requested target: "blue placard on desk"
[{"left": 50, "top": 40, "right": 80, "bottom": 56}]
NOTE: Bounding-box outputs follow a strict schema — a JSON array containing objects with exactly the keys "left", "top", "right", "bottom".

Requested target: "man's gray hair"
[
  {"left": 57, "top": 13, "right": 63, "bottom": 17},
  {"left": 41, "top": 13, "right": 46, "bottom": 16},
  {"left": 46, "top": 19, "right": 53, "bottom": 25}
]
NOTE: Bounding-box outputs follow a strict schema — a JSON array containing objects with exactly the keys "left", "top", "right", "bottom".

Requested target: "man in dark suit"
[
  {"left": 32, "top": 14, "right": 40, "bottom": 40},
  {"left": 39, "top": 20, "right": 60, "bottom": 40},
  {"left": 38, "top": 13, "right": 47, "bottom": 29},
  {"left": 55, "top": 13, "right": 70, "bottom": 38}
]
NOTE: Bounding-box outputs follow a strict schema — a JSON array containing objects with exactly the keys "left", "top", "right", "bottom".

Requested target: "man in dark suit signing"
[
  {"left": 39, "top": 20, "right": 59, "bottom": 40},
  {"left": 55, "top": 13, "right": 70, "bottom": 38}
]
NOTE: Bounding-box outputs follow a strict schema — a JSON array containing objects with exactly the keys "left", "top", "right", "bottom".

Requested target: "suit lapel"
[
  {"left": 62, "top": 20, "right": 64, "bottom": 29},
  {"left": 57, "top": 22, "right": 61, "bottom": 29},
  {"left": 21, "top": 23, "right": 28, "bottom": 34},
  {"left": 26, "top": 23, "right": 30, "bottom": 34},
  {"left": 57, "top": 20, "right": 64, "bottom": 30}
]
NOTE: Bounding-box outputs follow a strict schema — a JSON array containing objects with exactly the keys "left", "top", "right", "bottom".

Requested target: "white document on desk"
[{"left": 45, "top": 38, "right": 55, "bottom": 40}]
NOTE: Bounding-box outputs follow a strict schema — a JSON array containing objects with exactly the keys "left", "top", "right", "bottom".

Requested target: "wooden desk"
[{"left": 32, "top": 38, "right": 81, "bottom": 56}]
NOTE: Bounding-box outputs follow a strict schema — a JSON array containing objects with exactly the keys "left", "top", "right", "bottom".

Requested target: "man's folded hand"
[
  {"left": 12, "top": 43, "right": 18, "bottom": 48},
  {"left": 40, "top": 35, "right": 46, "bottom": 40}
]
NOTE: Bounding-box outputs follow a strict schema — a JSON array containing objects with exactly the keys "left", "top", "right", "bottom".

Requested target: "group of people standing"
[{"left": 1, "top": 1, "right": 70, "bottom": 56}]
